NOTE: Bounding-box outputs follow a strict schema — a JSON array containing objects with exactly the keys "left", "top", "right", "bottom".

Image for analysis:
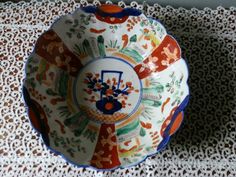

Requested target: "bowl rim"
[{"left": 22, "top": 4, "right": 190, "bottom": 171}]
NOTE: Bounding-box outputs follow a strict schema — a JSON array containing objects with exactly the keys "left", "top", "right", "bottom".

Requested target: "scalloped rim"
[{"left": 22, "top": 4, "right": 190, "bottom": 171}]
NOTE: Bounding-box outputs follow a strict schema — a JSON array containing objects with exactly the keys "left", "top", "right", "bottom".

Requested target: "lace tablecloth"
[{"left": 0, "top": 0, "right": 236, "bottom": 176}]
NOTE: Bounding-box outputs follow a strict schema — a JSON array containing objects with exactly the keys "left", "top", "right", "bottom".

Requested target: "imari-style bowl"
[{"left": 23, "top": 4, "right": 189, "bottom": 170}]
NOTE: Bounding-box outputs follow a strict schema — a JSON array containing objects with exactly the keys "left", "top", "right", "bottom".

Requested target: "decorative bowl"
[{"left": 23, "top": 4, "right": 189, "bottom": 170}]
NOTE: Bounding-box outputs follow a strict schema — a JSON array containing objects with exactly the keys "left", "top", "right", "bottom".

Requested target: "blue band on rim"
[
  {"left": 157, "top": 95, "right": 190, "bottom": 151},
  {"left": 81, "top": 5, "right": 142, "bottom": 18}
]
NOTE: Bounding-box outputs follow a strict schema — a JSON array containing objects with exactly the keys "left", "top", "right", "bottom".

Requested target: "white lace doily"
[{"left": 0, "top": 0, "right": 236, "bottom": 176}]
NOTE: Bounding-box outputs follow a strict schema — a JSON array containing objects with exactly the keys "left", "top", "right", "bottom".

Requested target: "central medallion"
[{"left": 73, "top": 57, "right": 142, "bottom": 123}]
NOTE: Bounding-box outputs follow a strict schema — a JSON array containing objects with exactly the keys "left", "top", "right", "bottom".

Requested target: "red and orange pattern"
[
  {"left": 90, "top": 124, "right": 120, "bottom": 169},
  {"left": 23, "top": 4, "right": 189, "bottom": 170},
  {"left": 134, "top": 35, "right": 181, "bottom": 79},
  {"left": 35, "top": 29, "right": 83, "bottom": 76}
]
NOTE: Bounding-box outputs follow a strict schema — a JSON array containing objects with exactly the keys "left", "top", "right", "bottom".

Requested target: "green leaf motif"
[
  {"left": 64, "top": 112, "right": 83, "bottom": 126},
  {"left": 73, "top": 19, "right": 79, "bottom": 27},
  {"left": 80, "top": 26, "right": 86, "bottom": 30},
  {"left": 67, "top": 148, "right": 75, "bottom": 157},
  {"left": 66, "top": 32, "right": 72, "bottom": 38},
  {"left": 64, "top": 113, "right": 90, "bottom": 137},
  {"left": 74, "top": 44, "right": 85, "bottom": 56},
  {"left": 117, "top": 119, "right": 139, "bottom": 136},
  {"left": 83, "top": 39, "right": 95, "bottom": 58},
  {"left": 130, "top": 34, "right": 137, "bottom": 42},
  {"left": 69, "top": 28, "right": 75, "bottom": 32},
  {"left": 26, "top": 78, "right": 36, "bottom": 88},
  {"left": 73, "top": 118, "right": 89, "bottom": 136},
  {"left": 58, "top": 71, "right": 69, "bottom": 98},
  {"left": 46, "top": 88, "right": 58, "bottom": 96},
  {"left": 139, "top": 127, "right": 146, "bottom": 136},
  {"left": 97, "top": 35, "right": 106, "bottom": 57},
  {"left": 65, "top": 20, "right": 73, "bottom": 24},
  {"left": 120, "top": 48, "right": 143, "bottom": 63},
  {"left": 58, "top": 106, "right": 71, "bottom": 118},
  {"left": 155, "top": 85, "right": 164, "bottom": 93},
  {"left": 153, "top": 101, "right": 162, "bottom": 107},
  {"left": 82, "top": 129, "right": 96, "bottom": 143},
  {"left": 80, "top": 14, "right": 86, "bottom": 18},
  {"left": 140, "top": 21, "right": 144, "bottom": 27}
]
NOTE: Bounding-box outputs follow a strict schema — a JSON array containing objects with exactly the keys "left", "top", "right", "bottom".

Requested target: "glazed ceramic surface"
[{"left": 23, "top": 4, "right": 189, "bottom": 170}]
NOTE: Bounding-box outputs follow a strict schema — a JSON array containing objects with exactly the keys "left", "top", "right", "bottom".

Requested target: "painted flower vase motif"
[{"left": 23, "top": 4, "right": 189, "bottom": 170}]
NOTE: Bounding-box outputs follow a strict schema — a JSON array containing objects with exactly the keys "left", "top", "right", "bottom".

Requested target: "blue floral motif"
[{"left": 83, "top": 71, "right": 135, "bottom": 114}]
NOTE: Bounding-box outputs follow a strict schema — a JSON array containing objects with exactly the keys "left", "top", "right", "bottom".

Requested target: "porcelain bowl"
[{"left": 23, "top": 4, "right": 189, "bottom": 170}]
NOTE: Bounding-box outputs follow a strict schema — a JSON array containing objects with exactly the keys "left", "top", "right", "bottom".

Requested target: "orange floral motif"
[
  {"left": 126, "top": 16, "right": 141, "bottom": 31},
  {"left": 101, "top": 127, "right": 117, "bottom": 151},
  {"left": 90, "top": 124, "right": 120, "bottom": 169},
  {"left": 134, "top": 35, "right": 181, "bottom": 79},
  {"left": 140, "top": 121, "right": 152, "bottom": 129},
  {"left": 150, "top": 131, "right": 159, "bottom": 148},
  {"left": 122, "top": 34, "right": 128, "bottom": 48},
  {"left": 50, "top": 97, "right": 65, "bottom": 105},
  {"left": 35, "top": 29, "right": 83, "bottom": 76},
  {"left": 28, "top": 87, "right": 46, "bottom": 101},
  {"left": 90, "top": 151, "right": 112, "bottom": 168},
  {"left": 161, "top": 44, "right": 179, "bottom": 66},
  {"left": 89, "top": 28, "right": 106, "bottom": 33},
  {"left": 162, "top": 97, "right": 171, "bottom": 113},
  {"left": 45, "top": 41, "right": 64, "bottom": 55}
]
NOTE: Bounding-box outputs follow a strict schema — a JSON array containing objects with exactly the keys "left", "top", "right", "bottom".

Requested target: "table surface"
[
  {"left": 0, "top": 0, "right": 236, "bottom": 176},
  {"left": 100, "top": 0, "right": 236, "bottom": 9}
]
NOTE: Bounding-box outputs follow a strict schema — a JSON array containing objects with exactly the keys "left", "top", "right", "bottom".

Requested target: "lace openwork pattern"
[{"left": 0, "top": 0, "right": 236, "bottom": 176}]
